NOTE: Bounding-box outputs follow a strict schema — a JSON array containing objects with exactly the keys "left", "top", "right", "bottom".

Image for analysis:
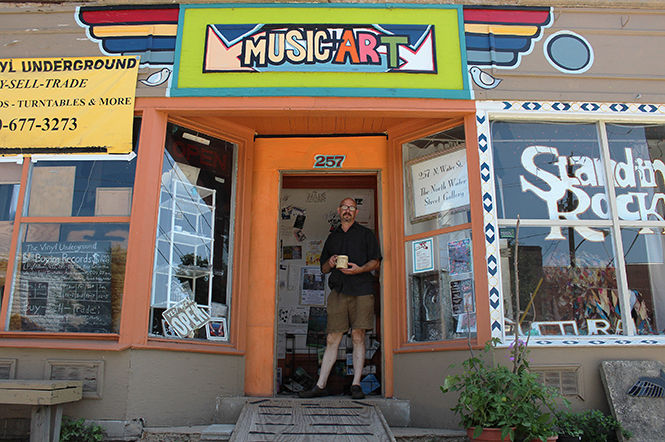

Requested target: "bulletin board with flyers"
[{"left": 275, "top": 185, "right": 381, "bottom": 396}]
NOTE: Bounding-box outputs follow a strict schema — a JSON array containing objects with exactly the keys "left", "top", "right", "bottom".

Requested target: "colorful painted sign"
[
  {"left": 0, "top": 56, "right": 138, "bottom": 155},
  {"left": 204, "top": 24, "right": 436, "bottom": 74},
  {"left": 75, "top": 4, "right": 559, "bottom": 94},
  {"left": 174, "top": 4, "right": 468, "bottom": 98}
]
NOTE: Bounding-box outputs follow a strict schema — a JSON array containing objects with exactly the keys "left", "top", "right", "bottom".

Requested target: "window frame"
[
  {"left": 0, "top": 125, "right": 139, "bottom": 337},
  {"left": 479, "top": 100, "right": 665, "bottom": 345},
  {"left": 147, "top": 120, "right": 239, "bottom": 344},
  {"left": 392, "top": 115, "right": 490, "bottom": 352}
]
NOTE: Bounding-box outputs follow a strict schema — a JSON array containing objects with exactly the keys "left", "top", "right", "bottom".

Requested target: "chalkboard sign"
[{"left": 17, "top": 241, "right": 113, "bottom": 333}]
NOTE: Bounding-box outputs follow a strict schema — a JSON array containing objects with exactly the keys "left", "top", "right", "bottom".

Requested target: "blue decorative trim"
[{"left": 494, "top": 101, "right": 665, "bottom": 115}]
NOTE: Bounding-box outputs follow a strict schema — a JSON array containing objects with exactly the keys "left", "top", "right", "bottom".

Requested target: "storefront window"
[
  {"left": 8, "top": 223, "right": 129, "bottom": 333},
  {"left": 403, "top": 125, "right": 470, "bottom": 236},
  {"left": 492, "top": 120, "right": 665, "bottom": 337},
  {"left": 2, "top": 117, "right": 139, "bottom": 334},
  {"left": 606, "top": 124, "right": 665, "bottom": 221},
  {"left": 403, "top": 125, "right": 475, "bottom": 342},
  {"left": 407, "top": 229, "right": 475, "bottom": 341},
  {"left": 0, "top": 163, "right": 22, "bottom": 305},
  {"left": 25, "top": 118, "right": 140, "bottom": 217},
  {"left": 492, "top": 121, "right": 606, "bottom": 222},
  {"left": 621, "top": 229, "right": 665, "bottom": 334},
  {"left": 499, "top": 226, "right": 618, "bottom": 336},
  {"left": 149, "top": 123, "right": 236, "bottom": 341}
]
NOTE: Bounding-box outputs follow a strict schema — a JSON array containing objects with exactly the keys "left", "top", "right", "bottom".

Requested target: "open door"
[{"left": 276, "top": 175, "right": 382, "bottom": 397}]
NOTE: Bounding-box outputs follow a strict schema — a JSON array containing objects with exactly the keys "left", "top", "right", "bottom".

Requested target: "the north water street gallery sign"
[
  {"left": 172, "top": 4, "right": 469, "bottom": 98},
  {"left": 0, "top": 56, "right": 138, "bottom": 155}
]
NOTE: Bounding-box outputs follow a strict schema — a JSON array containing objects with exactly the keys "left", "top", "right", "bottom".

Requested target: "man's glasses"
[{"left": 339, "top": 205, "right": 357, "bottom": 212}]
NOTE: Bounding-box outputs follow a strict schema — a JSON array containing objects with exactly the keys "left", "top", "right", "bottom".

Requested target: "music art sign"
[
  {"left": 203, "top": 24, "right": 436, "bottom": 74},
  {"left": 173, "top": 4, "right": 468, "bottom": 98}
]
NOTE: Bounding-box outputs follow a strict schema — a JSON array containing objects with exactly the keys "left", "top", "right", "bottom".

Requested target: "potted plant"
[
  {"left": 554, "top": 411, "right": 583, "bottom": 442},
  {"left": 441, "top": 338, "right": 561, "bottom": 441},
  {"left": 555, "top": 409, "right": 631, "bottom": 442},
  {"left": 440, "top": 218, "right": 561, "bottom": 441}
]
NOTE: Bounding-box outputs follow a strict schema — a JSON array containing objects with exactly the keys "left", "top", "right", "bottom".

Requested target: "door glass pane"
[
  {"left": 606, "top": 124, "right": 665, "bottom": 221},
  {"left": 492, "top": 121, "right": 607, "bottom": 221},
  {"left": 403, "top": 125, "right": 470, "bottom": 236},
  {"left": 407, "top": 229, "right": 475, "bottom": 342},
  {"left": 150, "top": 123, "right": 236, "bottom": 341},
  {"left": 621, "top": 228, "right": 665, "bottom": 335},
  {"left": 8, "top": 222, "right": 128, "bottom": 333},
  {"left": 499, "top": 226, "right": 619, "bottom": 336}
]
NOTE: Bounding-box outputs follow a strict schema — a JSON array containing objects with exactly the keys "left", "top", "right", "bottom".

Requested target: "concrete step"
[
  {"left": 139, "top": 424, "right": 467, "bottom": 442},
  {"left": 214, "top": 396, "right": 411, "bottom": 427}
]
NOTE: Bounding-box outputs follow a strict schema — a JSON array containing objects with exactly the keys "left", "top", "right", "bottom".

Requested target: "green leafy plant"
[
  {"left": 555, "top": 409, "right": 630, "bottom": 442},
  {"left": 441, "top": 338, "right": 562, "bottom": 441},
  {"left": 554, "top": 410, "right": 584, "bottom": 439},
  {"left": 60, "top": 417, "right": 104, "bottom": 442}
]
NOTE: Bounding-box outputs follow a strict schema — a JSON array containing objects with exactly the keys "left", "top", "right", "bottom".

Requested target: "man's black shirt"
[{"left": 320, "top": 222, "right": 382, "bottom": 296}]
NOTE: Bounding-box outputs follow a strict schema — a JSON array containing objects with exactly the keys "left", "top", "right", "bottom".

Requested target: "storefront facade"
[{"left": 1, "top": 0, "right": 665, "bottom": 435}]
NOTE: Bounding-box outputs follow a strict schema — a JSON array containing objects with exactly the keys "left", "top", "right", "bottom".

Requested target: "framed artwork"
[{"left": 206, "top": 317, "right": 228, "bottom": 341}]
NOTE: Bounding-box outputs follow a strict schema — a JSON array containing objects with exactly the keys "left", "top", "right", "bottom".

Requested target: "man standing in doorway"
[{"left": 299, "top": 197, "right": 382, "bottom": 399}]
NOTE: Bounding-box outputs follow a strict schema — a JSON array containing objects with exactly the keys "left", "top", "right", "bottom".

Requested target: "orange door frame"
[{"left": 245, "top": 136, "right": 394, "bottom": 396}]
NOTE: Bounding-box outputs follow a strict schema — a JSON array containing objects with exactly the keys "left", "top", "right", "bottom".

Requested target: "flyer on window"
[
  {"left": 448, "top": 238, "right": 472, "bottom": 275},
  {"left": 413, "top": 237, "right": 434, "bottom": 273}
]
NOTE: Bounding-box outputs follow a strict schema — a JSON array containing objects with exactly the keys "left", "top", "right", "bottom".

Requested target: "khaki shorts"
[{"left": 326, "top": 290, "right": 375, "bottom": 333}]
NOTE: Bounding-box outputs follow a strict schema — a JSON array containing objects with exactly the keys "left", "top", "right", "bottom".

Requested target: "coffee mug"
[{"left": 336, "top": 255, "right": 349, "bottom": 269}]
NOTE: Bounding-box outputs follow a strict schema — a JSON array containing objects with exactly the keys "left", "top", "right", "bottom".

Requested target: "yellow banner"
[{"left": 0, "top": 56, "right": 139, "bottom": 155}]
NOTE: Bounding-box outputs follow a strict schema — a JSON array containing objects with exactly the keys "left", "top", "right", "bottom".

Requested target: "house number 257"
[{"left": 313, "top": 155, "right": 345, "bottom": 168}]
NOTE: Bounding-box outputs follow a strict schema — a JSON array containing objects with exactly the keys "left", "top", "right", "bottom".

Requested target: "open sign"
[{"left": 162, "top": 298, "right": 210, "bottom": 338}]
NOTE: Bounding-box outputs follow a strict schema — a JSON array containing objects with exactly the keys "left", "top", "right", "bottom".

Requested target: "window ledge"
[
  {"left": 395, "top": 339, "right": 481, "bottom": 353},
  {"left": 143, "top": 337, "right": 243, "bottom": 355},
  {"left": 0, "top": 333, "right": 121, "bottom": 351}
]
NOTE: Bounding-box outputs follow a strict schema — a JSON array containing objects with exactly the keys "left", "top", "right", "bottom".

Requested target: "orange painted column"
[
  {"left": 119, "top": 109, "right": 168, "bottom": 346},
  {"left": 244, "top": 139, "right": 281, "bottom": 396},
  {"left": 244, "top": 136, "right": 390, "bottom": 396}
]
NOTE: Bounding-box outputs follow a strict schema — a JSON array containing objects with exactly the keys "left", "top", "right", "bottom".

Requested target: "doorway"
[
  {"left": 276, "top": 175, "right": 382, "bottom": 397},
  {"left": 244, "top": 135, "right": 392, "bottom": 397}
]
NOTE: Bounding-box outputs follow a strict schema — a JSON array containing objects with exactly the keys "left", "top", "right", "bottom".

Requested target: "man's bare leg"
[
  {"left": 316, "top": 331, "right": 344, "bottom": 388},
  {"left": 351, "top": 328, "right": 366, "bottom": 386}
]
